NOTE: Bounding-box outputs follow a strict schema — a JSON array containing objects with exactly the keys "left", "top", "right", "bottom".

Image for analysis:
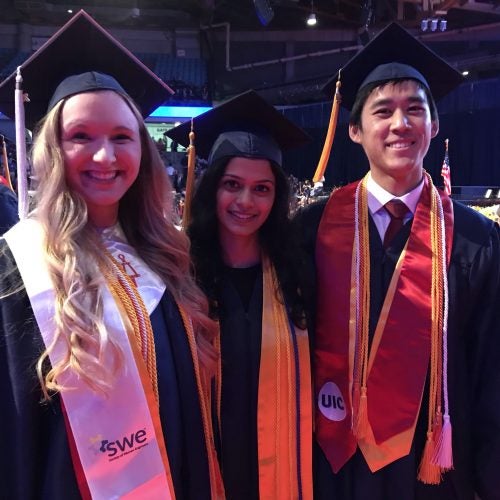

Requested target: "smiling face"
[
  {"left": 60, "top": 90, "right": 142, "bottom": 227},
  {"left": 216, "top": 157, "right": 276, "bottom": 251},
  {"left": 349, "top": 80, "right": 439, "bottom": 196}
]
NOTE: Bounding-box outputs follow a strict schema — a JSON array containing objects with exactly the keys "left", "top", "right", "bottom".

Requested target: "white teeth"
[
  {"left": 87, "top": 171, "right": 117, "bottom": 180},
  {"left": 230, "top": 212, "right": 254, "bottom": 220},
  {"left": 388, "top": 142, "right": 412, "bottom": 149}
]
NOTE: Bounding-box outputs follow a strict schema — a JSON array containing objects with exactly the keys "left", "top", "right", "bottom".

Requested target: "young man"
[{"left": 296, "top": 23, "right": 500, "bottom": 499}]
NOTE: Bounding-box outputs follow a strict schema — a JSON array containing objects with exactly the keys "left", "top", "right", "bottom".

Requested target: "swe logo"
[
  {"left": 99, "top": 428, "right": 148, "bottom": 458},
  {"left": 318, "top": 382, "right": 346, "bottom": 421}
]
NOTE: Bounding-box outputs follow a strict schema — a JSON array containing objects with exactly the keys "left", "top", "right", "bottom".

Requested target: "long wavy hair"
[
  {"left": 188, "top": 156, "right": 308, "bottom": 329},
  {"left": 30, "top": 90, "right": 217, "bottom": 398}
]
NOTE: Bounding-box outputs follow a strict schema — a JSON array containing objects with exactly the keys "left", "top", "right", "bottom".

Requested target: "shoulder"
[
  {"left": 293, "top": 199, "right": 327, "bottom": 233},
  {"left": 0, "top": 185, "right": 17, "bottom": 201},
  {"left": 452, "top": 200, "right": 499, "bottom": 246}
]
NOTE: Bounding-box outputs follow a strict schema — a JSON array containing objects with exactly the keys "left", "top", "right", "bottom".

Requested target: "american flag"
[{"left": 441, "top": 139, "right": 451, "bottom": 196}]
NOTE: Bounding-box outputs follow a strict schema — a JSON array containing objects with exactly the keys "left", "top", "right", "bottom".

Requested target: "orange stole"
[
  {"left": 258, "top": 256, "right": 313, "bottom": 499},
  {"left": 315, "top": 177, "right": 453, "bottom": 473}
]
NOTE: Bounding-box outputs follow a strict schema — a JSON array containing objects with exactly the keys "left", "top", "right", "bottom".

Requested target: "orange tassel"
[
  {"left": 432, "top": 414, "right": 453, "bottom": 470},
  {"left": 353, "top": 386, "right": 369, "bottom": 439},
  {"left": 182, "top": 121, "right": 196, "bottom": 230},
  {"left": 312, "top": 76, "right": 341, "bottom": 183},
  {"left": 417, "top": 432, "right": 442, "bottom": 484}
]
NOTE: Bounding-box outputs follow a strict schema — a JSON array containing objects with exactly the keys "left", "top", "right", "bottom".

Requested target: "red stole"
[{"left": 314, "top": 176, "right": 453, "bottom": 473}]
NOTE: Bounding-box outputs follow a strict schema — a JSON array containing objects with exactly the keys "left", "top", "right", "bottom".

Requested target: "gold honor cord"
[
  {"left": 417, "top": 174, "right": 448, "bottom": 484},
  {"left": 352, "top": 176, "right": 371, "bottom": 438},
  {"left": 177, "top": 306, "right": 225, "bottom": 499},
  {"left": 352, "top": 172, "right": 449, "bottom": 485},
  {"left": 99, "top": 250, "right": 159, "bottom": 403},
  {"left": 312, "top": 75, "right": 341, "bottom": 183}
]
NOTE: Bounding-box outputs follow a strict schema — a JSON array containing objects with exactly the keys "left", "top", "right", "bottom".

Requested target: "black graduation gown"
[
  {"left": 217, "top": 265, "right": 263, "bottom": 500},
  {"left": 0, "top": 184, "right": 19, "bottom": 235},
  {"left": 295, "top": 199, "right": 500, "bottom": 500},
  {"left": 0, "top": 246, "right": 211, "bottom": 500}
]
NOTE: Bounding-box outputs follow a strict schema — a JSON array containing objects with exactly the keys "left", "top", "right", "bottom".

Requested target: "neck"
[
  {"left": 87, "top": 205, "right": 118, "bottom": 229},
  {"left": 219, "top": 232, "right": 261, "bottom": 268},
  {"left": 371, "top": 168, "right": 423, "bottom": 197}
]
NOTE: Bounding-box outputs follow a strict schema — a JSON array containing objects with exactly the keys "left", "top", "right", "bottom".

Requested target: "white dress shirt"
[{"left": 366, "top": 173, "right": 424, "bottom": 243}]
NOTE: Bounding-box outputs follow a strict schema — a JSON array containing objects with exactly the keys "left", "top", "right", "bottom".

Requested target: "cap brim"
[
  {"left": 165, "top": 89, "right": 311, "bottom": 160},
  {"left": 323, "top": 23, "right": 464, "bottom": 110},
  {"left": 0, "top": 10, "right": 173, "bottom": 129}
]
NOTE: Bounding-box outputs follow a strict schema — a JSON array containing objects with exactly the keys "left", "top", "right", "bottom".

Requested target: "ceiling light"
[
  {"left": 307, "top": 12, "right": 317, "bottom": 26},
  {"left": 462, "top": 70, "right": 469, "bottom": 76},
  {"left": 306, "top": 0, "right": 317, "bottom": 27}
]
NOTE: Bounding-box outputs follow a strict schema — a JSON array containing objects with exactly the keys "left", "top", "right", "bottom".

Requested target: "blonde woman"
[{"left": 0, "top": 11, "right": 222, "bottom": 500}]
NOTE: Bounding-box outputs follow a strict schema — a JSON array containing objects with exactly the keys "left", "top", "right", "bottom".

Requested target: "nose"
[
  {"left": 391, "top": 109, "right": 410, "bottom": 132},
  {"left": 93, "top": 139, "right": 116, "bottom": 164},
  {"left": 236, "top": 187, "right": 254, "bottom": 208}
]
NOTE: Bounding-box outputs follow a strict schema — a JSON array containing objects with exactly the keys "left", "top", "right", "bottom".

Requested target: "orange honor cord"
[
  {"left": 178, "top": 306, "right": 225, "bottom": 500},
  {"left": 312, "top": 74, "right": 341, "bottom": 183},
  {"left": 258, "top": 256, "right": 312, "bottom": 500}
]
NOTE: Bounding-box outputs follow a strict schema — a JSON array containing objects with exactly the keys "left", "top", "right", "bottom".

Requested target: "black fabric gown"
[
  {"left": 217, "top": 264, "right": 263, "bottom": 500},
  {"left": 0, "top": 184, "right": 19, "bottom": 235},
  {"left": 295, "top": 199, "right": 500, "bottom": 500},
  {"left": 0, "top": 245, "right": 212, "bottom": 500}
]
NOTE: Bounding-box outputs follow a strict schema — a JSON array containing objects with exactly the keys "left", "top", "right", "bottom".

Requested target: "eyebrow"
[
  {"left": 368, "top": 95, "right": 427, "bottom": 109},
  {"left": 62, "top": 120, "right": 137, "bottom": 131},
  {"left": 222, "top": 173, "right": 275, "bottom": 184}
]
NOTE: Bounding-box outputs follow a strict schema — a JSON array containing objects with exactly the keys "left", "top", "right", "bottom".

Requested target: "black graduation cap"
[
  {"left": 0, "top": 9, "right": 173, "bottom": 130},
  {"left": 323, "top": 22, "right": 464, "bottom": 110},
  {"left": 165, "top": 90, "right": 310, "bottom": 168}
]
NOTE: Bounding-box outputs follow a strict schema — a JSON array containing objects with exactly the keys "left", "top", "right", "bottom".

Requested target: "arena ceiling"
[
  {"left": 2, "top": 1, "right": 500, "bottom": 104},
  {"left": 2, "top": 0, "right": 500, "bottom": 33}
]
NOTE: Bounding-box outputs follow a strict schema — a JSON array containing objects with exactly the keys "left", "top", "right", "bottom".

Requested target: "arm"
[{"left": 470, "top": 222, "right": 500, "bottom": 500}]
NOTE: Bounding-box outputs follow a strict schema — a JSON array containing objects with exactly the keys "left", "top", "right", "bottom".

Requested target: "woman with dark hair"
[
  {"left": 168, "top": 90, "right": 313, "bottom": 500},
  {"left": 0, "top": 11, "right": 222, "bottom": 499}
]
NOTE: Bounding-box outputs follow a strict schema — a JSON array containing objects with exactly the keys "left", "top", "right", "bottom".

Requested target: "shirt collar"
[{"left": 367, "top": 172, "right": 424, "bottom": 216}]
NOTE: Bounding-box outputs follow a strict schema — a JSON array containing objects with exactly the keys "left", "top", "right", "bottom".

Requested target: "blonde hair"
[{"left": 30, "top": 91, "right": 217, "bottom": 398}]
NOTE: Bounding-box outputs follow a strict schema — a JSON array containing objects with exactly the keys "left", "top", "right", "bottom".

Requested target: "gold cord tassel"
[
  {"left": 0, "top": 135, "right": 14, "bottom": 191},
  {"left": 312, "top": 73, "right": 341, "bottom": 183},
  {"left": 182, "top": 118, "right": 196, "bottom": 230},
  {"left": 418, "top": 180, "right": 446, "bottom": 484}
]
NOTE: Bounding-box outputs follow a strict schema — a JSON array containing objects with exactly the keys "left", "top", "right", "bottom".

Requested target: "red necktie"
[{"left": 383, "top": 199, "right": 409, "bottom": 249}]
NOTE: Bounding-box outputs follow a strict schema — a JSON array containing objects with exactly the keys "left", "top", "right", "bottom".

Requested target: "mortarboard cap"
[
  {"left": 165, "top": 89, "right": 310, "bottom": 168},
  {"left": 0, "top": 9, "right": 173, "bottom": 130},
  {"left": 323, "top": 22, "right": 464, "bottom": 110}
]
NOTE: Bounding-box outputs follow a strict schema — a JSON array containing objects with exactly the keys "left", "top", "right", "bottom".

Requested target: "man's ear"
[
  {"left": 349, "top": 123, "right": 362, "bottom": 144},
  {"left": 431, "top": 119, "right": 439, "bottom": 138}
]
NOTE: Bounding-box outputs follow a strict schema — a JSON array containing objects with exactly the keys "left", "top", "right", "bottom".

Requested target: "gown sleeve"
[
  {"left": 466, "top": 220, "right": 500, "bottom": 499},
  {"left": 0, "top": 242, "right": 81, "bottom": 499}
]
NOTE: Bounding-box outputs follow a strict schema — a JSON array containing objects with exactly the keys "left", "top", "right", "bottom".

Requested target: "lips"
[
  {"left": 386, "top": 140, "right": 414, "bottom": 149},
  {"left": 84, "top": 170, "right": 119, "bottom": 181},
  {"left": 228, "top": 211, "right": 256, "bottom": 221}
]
